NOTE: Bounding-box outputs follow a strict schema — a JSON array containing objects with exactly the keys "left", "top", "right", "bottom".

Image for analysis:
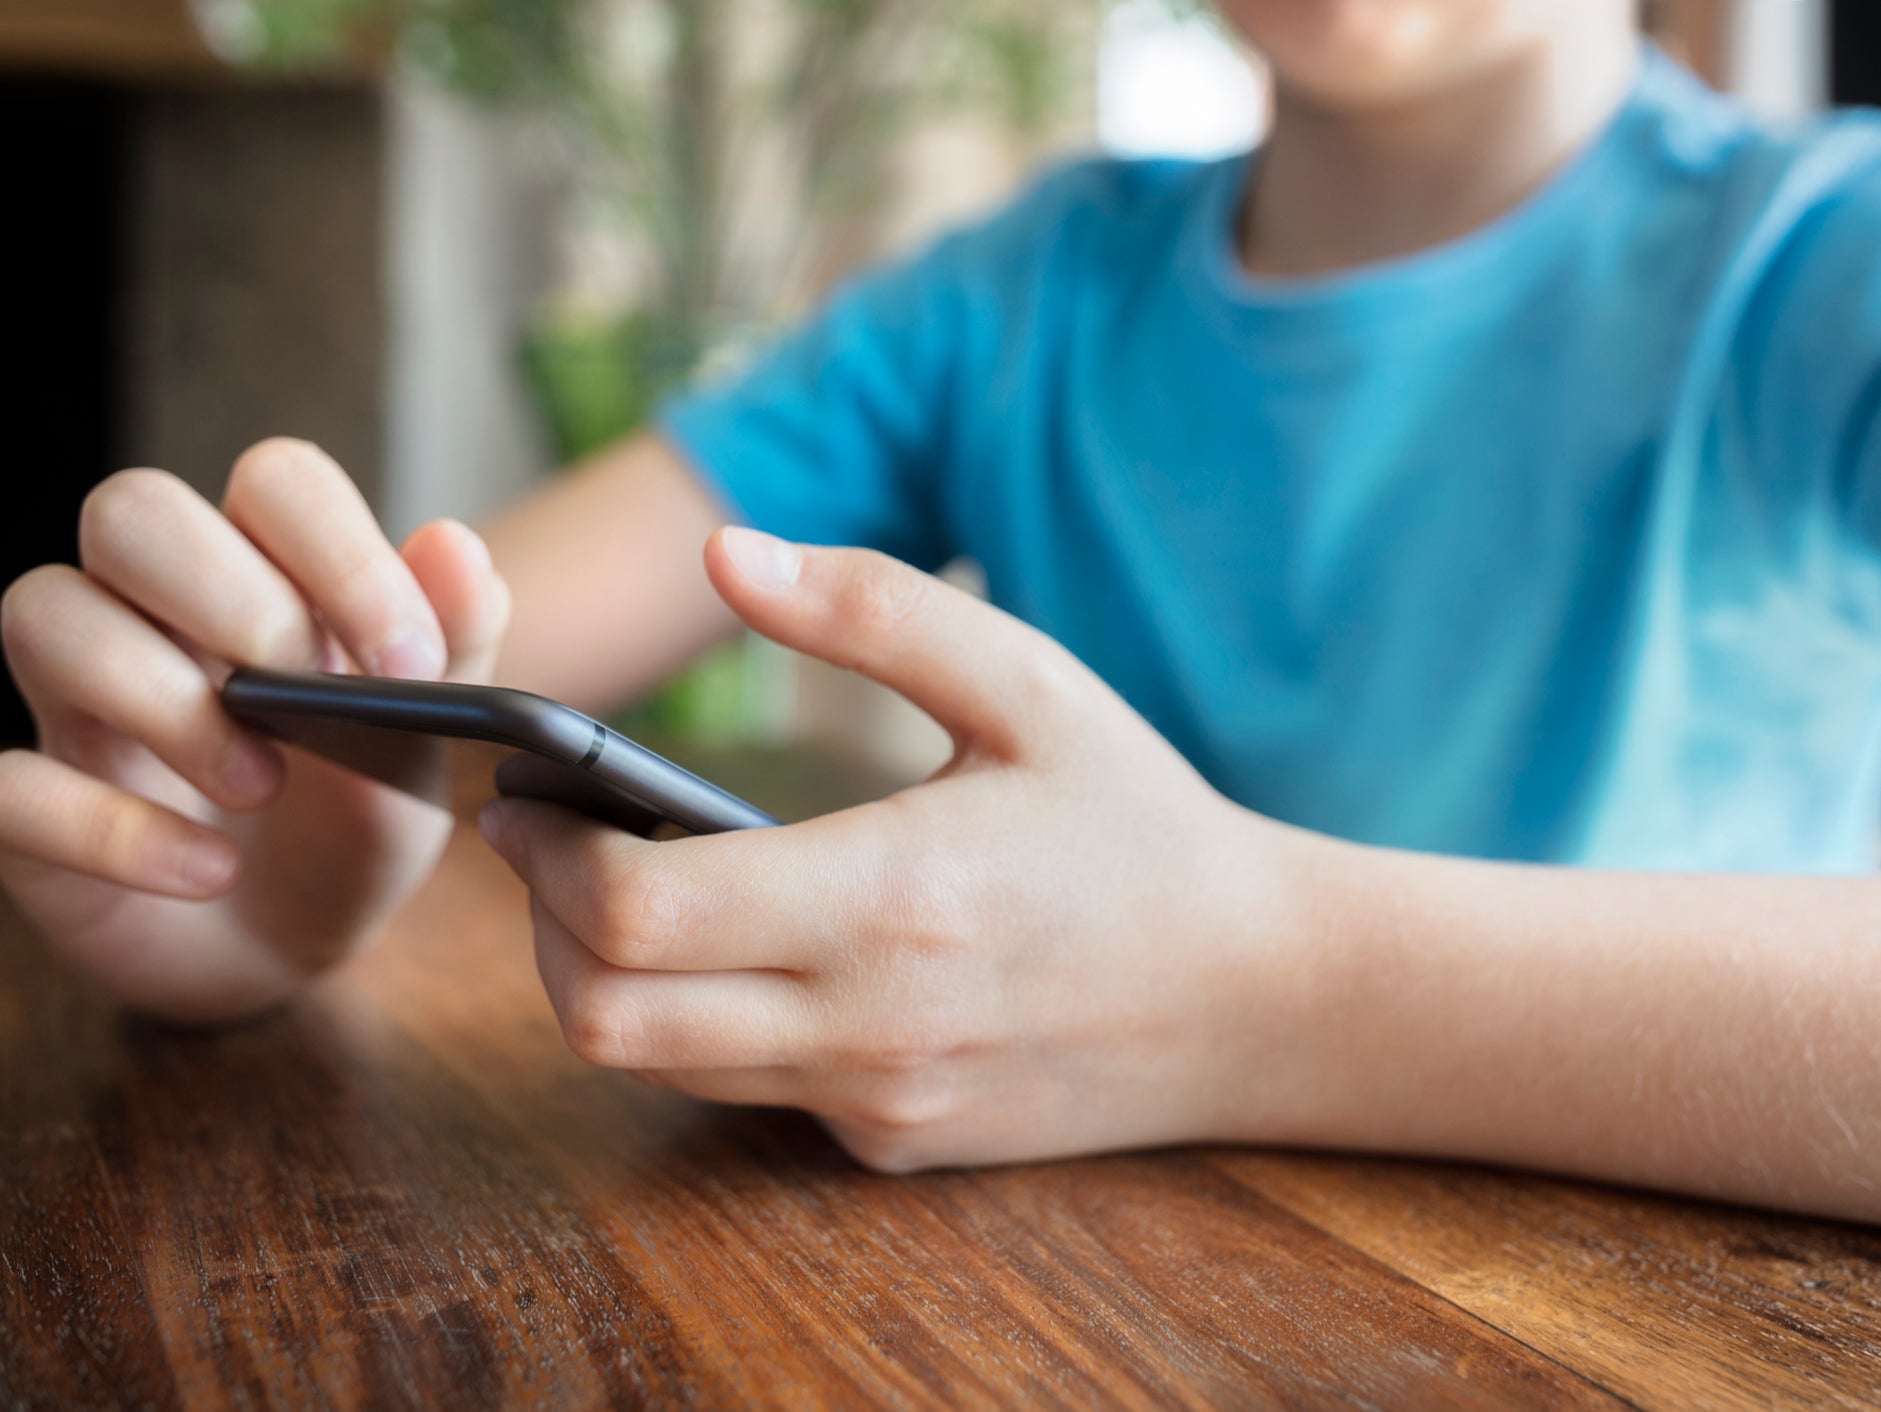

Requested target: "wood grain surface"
[{"left": 4, "top": 749, "right": 1880, "bottom": 1409}]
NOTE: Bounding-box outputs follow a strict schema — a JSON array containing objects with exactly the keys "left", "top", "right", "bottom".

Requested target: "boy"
[{"left": 5, "top": 0, "right": 1881, "bottom": 1219}]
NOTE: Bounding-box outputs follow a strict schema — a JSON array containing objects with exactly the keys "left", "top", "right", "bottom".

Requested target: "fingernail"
[
  {"left": 720, "top": 526, "right": 801, "bottom": 590},
  {"left": 180, "top": 841, "right": 240, "bottom": 894},
  {"left": 221, "top": 736, "right": 281, "bottom": 804},
  {"left": 376, "top": 631, "right": 446, "bottom": 681}
]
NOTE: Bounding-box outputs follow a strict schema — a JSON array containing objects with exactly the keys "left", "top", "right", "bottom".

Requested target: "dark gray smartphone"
[{"left": 222, "top": 668, "right": 778, "bottom": 837}]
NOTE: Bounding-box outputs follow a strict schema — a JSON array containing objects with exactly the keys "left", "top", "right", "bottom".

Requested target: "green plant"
[{"left": 222, "top": 0, "right": 1089, "bottom": 367}]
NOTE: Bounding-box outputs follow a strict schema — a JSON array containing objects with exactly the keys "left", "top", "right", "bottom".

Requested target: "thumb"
[{"left": 704, "top": 526, "right": 1067, "bottom": 755}]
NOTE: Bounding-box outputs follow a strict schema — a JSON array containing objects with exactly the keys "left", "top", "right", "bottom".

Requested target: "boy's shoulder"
[
  {"left": 1633, "top": 50, "right": 1881, "bottom": 240},
  {"left": 1690, "top": 102, "right": 1881, "bottom": 341}
]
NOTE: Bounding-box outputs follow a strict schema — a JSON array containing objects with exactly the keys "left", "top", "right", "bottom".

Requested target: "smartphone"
[{"left": 222, "top": 668, "right": 778, "bottom": 837}]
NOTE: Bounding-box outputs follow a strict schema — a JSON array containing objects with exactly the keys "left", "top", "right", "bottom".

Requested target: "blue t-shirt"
[{"left": 661, "top": 48, "right": 1881, "bottom": 873}]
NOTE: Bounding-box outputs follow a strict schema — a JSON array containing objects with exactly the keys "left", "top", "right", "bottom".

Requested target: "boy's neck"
[{"left": 1241, "top": 24, "right": 1640, "bottom": 279}]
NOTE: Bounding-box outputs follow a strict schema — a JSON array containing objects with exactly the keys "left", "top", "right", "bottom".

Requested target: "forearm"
[
  {"left": 1270, "top": 830, "right": 1881, "bottom": 1221},
  {"left": 480, "top": 432, "right": 740, "bottom": 712}
]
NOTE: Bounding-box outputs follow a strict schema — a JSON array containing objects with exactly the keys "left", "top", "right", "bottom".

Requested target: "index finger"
[
  {"left": 479, "top": 798, "right": 862, "bottom": 974},
  {"left": 222, "top": 439, "right": 447, "bottom": 680}
]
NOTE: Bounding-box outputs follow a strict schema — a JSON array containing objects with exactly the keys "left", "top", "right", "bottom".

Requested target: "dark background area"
[
  {"left": 1, "top": 71, "right": 385, "bottom": 749},
  {"left": 2, "top": 82, "right": 128, "bottom": 745},
  {"left": 1830, "top": 0, "right": 1878, "bottom": 106}
]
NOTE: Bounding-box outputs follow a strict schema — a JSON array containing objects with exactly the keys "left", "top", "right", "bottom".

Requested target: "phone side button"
[{"left": 578, "top": 722, "right": 606, "bottom": 768}]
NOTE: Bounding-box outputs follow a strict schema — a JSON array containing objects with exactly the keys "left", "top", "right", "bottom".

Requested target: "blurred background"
[{"left": 0, "top": 0, "right": 1872, "bottom": 777}]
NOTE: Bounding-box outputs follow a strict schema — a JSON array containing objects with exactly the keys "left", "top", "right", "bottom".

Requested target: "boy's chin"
[
  {"left": 1267, "top": 55, "right": 1503, "bottom": 116},
  {"left": 1214, "top": 0, "right": 1566, "bottom": 112}
]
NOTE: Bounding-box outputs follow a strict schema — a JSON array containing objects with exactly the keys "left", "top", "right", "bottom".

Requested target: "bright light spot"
[
  {"left": 1730, "top": 0, "right": 1826, "bottom": 118},
  {"left": 188, "top": 0, "right": 265, "bottom": 63},
  {"left": 1097, "top": 0, "right": 1268, "bottom": 160}
]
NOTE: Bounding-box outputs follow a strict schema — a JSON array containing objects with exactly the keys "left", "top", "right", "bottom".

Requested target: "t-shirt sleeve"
[
  {"left": 1836, "top": 371, "right": 1881, "bottom": 590},
  {"left": 656, "top": 230, "right": 973, "bottom": 574},
  {"left": 1731, "top": 122, "right": 1881, "bottom": 626},
  {"left": 655, "top": 156, "right": 1126, "bottom": 574},
  {"left": 1811, "top": 142, "right": 1881, "bottom": 612}
]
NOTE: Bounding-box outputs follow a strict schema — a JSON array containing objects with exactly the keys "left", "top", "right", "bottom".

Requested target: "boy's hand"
[
  {"left": 481, "top": 527, "right": 1330, "bottom": 1170},
  {"left": 0, "top": 441, "right": 510, "bottom": 1022}
]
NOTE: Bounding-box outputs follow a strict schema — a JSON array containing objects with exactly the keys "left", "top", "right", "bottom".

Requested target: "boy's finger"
[
  {"left": 77, "top": 468, "right": 326, "bottom": 672},
  {"left": 482, "top": 798, "right": 836, "bottom": 973},
  {"left": 2, "top": 567, "right": 283, "bottom": 812},
  {"left": 0, "top": 749, "right": 243, "bottom": 900},
  {"left": 221, "top": 439, "right": 447, "bottom": 680},
  {"left": 531, "top": 896, "right": 813, "bottom": 1068},
  {"left": 703, "top": 527, "right": 1087, "bottom": 757},
  {"left": 400, "top": 519, "right": 512, "bottom": 684}
]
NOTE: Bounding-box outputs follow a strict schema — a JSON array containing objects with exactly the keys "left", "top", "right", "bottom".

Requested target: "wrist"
[
  {"left": 1184, "top": 805, "right": 1362, "bottom": 1147},
  {"left": 1203, "top": 809, "right": 1439, "bottom": 1151},
  {"left": 1241, "top": 832, "right": 1579, "bottom": 1163}
]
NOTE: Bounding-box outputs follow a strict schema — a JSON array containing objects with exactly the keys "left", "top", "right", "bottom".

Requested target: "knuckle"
[
  {"left": 0, "top": 749, "right": 34, "bottom": 801},
  {"left": 323, "top": 545, "right": 405, "bottom": 643},
  {"left": 137, "top": 656, "right": 211, "bottom": 729},
  {"left": 869, "top": 1037, "right": 946, "bottom": 1080},
  {"left": 907, "top": 885, "right": 976, "bottom": 966},
  {"left": 856, "top": 1074, "right": 955, "bottom": 1133},
  {"left": 225, "top": 437, "right": 335, "bottom": 509},
  {"left": 875, "top": 846, "right": 976, "bottom": 964},
  {"left": 0, "top": 753, "right": 81, "bottom": 841},
  {"left": 77, "top": 792, "right": 145, "bottom": 874},
  {"left": 0, "top": 565, "right": 78, "bottom": 663},
  {"left": 561, "top": 985, "right": 629, "bottom": 1068},
  {"left": 595, "top": 852, "right": 695, "bottom": 961},
  {"left": 175, "top": 681, "right": 237, "bottom": 765},
  {"left": 0, "top": 751, "right": 50, "bottom": 834},
  {"left": 78, "top": 469, "right": 181, "bottom": 566},
  {"left": 837, "top": 1008, "right": 960, "bottom": 1080},
  {"left": 831, "top": 1122, "right": 929, "bottom": 1176},
  {"left": 241, "top": 601, "right": 321, "bottom": 670},
  {"left": 562, "top": 1017, "right": 619, "bottom": 1069}
]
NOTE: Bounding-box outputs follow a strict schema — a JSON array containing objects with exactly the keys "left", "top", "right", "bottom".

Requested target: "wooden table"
[{"left": 5, "top": 749, "right": 1881, "bottom": 1409}]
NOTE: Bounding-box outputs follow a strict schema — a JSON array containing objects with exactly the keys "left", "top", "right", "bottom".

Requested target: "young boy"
[{"left": 4, "top": 0, "right": 1880, "bottom": 1219}]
